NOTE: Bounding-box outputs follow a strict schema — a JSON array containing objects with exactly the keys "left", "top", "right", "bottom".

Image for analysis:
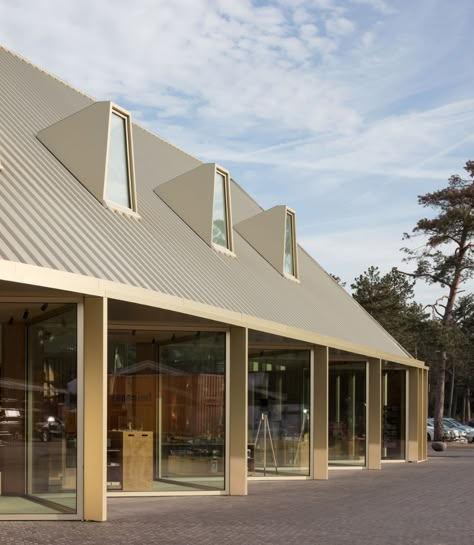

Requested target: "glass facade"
[
  {"left": 212, "top": 171, "right": 229, "bottom": 248},
  {"left": 107, "top": 330, "right": 226, "bottom": 492},
  {"left": 284, "top": 213, "right": 295, "bottom": 276},
  {"left": 105, "top": 112, "right": 131, "bottom": 209},
  {"left": 248, "top": 349, "right": 311, "bottom": 477},
  {"left": 382, "top": 369, "right": 406, "bottom": 460},
  {"left": 328, "top": 362, "right": 366, "bottom": 466},
  {"left": 0, "top": 303, "right": 78, "bottom": 515}
]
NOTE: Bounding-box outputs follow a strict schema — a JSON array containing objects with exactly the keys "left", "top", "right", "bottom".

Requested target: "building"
[{"left": 0, "top": 46, "right": 428, "bottom": 521}]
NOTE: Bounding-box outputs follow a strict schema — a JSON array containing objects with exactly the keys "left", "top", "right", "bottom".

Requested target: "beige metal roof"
[{"left": 0, "top": 46, "right": 418, "bottom": 364}]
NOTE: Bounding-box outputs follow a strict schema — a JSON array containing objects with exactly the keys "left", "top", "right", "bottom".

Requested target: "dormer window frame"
[
  {"left": 103, "top": 105, "right": 138, "bottom": 216},
  {"left": 284, "top": 208, "right": 298, "bottom": 280},
  {"left": 211, "top": 166, "right": 234, "bottom": 254}
]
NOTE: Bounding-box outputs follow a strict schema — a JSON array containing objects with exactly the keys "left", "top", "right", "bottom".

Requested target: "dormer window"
[
  {"left": 37, "top": 101, "right": 138, "bottom": 217},
  {"left": 284, "top": 210, "right": 297, "bottom": 278},
  {"left": 212, "top": 168, "right": 233, "bottom": 251},
  {"left": 154, "top": 163, "right": 234, "bottom": 254},
  {"left": 105, "top": 109, "right": 136, "bottom": 211},
  {"left": 235, "top": 205, "right": 299, "bottom": 280}
]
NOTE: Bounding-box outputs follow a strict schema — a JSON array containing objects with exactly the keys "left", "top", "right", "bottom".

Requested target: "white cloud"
[
  {"left": 1, "top": 0, "right": 473, "bottom": 309},
  {"left": 349, "top": 0, "right": 394, "bottom": 14},
  {"left": 325, "top": 16, "right": 355, "bottom": 36},
  {"left": 1, "top": 0, "right": 365, "bottom": 135}
]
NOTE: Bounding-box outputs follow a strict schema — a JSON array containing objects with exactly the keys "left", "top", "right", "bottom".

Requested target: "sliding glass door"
[
  {"left": 0, "top": 303, "right": 79, "bottom": 516},
  {"left": 328, "top": 362, "right": 367, "bottom": 466},
  {"left": 382, "top": 369, "right": 406, "bottom": 460},
  {"left": 248, "top": 349, "right": 311, "bottom": 477},
  {"left": 107, "top": 329, "right": 227, "bottom": 493}
]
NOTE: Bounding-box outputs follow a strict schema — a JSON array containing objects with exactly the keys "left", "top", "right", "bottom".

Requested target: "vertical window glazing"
[
  {"left": 284, "top": 212, "right": 295, "bottom": 276},
  {"left": 0, "top": 303, "right": 79, "bottom": 516},
  {"left": 382, "top": 369, "right": 406, "bottom": 460},
  {"left": 212, "top": 171, "right": 229, "bottom": 248},
  {"left": 248, "top": 349, "right": 311, "bottom": 477},
  {"left": 107, "top": 330, "right": 226, "bottom": 493},
  {"left": 328, "top": 362, "right": 367, "bottom": 466},
  {"left": 105, "top": 112, "right": 131, "bottom": 209}
]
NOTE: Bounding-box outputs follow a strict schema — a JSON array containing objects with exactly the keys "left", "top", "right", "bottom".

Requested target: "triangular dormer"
[
  {"left": 155, "top": 163, "right": 234, "bottom": 253},
  {"left": 37, "top": 102, "right": 138, "bottom": 214},
  {"left": 235, "top": 205, "right": 298, "bottom": 279}
]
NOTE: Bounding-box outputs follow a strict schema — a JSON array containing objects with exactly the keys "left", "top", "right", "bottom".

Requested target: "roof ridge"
[
  {"left": 0, "top": 45, "right": 205, "bottom": 168},
  {"left": 0, "top": 44, "right": 95, "bottom": 102}
]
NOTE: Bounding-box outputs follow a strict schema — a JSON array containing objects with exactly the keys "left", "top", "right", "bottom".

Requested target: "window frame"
[
  {"left": 284, "top": 209, "right": 298, "bottom": 280},
  {"left": 103, "top": 106, "right": 138, "bottom": 215},
  {"left": 211, "top": 167, "right": 234, "bottom": 254}
]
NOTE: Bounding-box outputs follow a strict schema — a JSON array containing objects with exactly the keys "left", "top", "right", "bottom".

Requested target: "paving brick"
[{"left": 0, "top": 444, "right": 471, "bottom": 545}]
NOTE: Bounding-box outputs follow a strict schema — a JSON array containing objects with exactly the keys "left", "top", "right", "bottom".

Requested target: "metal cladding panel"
[{"left": 0, "top": 47, "right": 411, "bottom": 360}]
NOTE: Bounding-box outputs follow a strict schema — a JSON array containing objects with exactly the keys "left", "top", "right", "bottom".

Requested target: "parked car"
[
  {"left": 0, "top": 406, "right": 24, "bottom": 442},
  {"left": 35, "top": 416, "right": 64, "bottom": 442},
  {"left": 443, "top": 418, "right": 474, "bottom": 443},
  {"left": 442, "top": 420, "right": 467, "bottom": 443},
  {"left": 427, "top": 418, "right": 459, "bottom": 442}
]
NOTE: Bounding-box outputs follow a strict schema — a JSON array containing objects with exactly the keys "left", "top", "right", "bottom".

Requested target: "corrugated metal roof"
[{"left": 0, "top": 46, "right": 413, "bottom": 361}]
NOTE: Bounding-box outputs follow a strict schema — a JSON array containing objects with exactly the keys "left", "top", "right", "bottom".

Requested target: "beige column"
[
  {"left": 228, "top": 326, "right": 248, "bottom": 495},
  {"left": 367, "top": 358, "right": 382, "bottom": 470},
  {"left": 312, "top": 345, "right": 328, "bottom": 480},
  {"left": 418, "top": 368, "right": 429, "bottom": 462},
  {"left": 422, "top": 369, "right": 429, "bottom": 461},
  {"left": 83, "top": 296, "right": 107, "bottom": 521},
  {"left": 407, "top": 367, "right": 421, "bottom": 462}
]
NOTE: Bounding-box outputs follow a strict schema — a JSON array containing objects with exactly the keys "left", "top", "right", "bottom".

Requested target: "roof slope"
[{"left": 0, "top": 47, "right": 413, "bottom": 362}]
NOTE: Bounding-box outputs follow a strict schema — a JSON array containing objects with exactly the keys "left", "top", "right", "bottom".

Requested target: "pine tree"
[{"left": 403, "top": 161, "right": 474, "bottom": 441}]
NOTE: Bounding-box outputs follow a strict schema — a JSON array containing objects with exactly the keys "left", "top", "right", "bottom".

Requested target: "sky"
[{"left": 1, "top": 0, "right": 473, "bottom": 307}]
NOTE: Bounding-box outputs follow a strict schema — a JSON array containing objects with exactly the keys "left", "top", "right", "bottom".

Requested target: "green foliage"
[
  {"left": 402, "top": 160, "right": 474, "bottom": 430},
  {"left": 330, "top": 274, "right": 346, "bottom": 287},
  {"left": 402, "top": 161, "right": 474, "bottom": 303},
  {"left": 351, "top": 265, "right": 430, "bottom": 357}
]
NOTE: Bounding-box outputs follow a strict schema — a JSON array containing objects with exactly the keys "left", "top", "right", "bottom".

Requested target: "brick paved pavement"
[{"left": 0, "top": 444, "right": 471, "bottom": 545}]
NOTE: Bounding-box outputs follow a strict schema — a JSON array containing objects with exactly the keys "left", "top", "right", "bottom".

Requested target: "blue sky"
[{"left": 1, "top": 0, "right": 473, "bottom": 306}]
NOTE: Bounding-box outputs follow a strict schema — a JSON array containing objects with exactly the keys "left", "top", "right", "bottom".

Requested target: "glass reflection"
[
  {"left": 382, "top": 369, "right": 406, "bottom": 460},
  {"left": 0, "top": 303, "right": 78, "bottom": 515},
  {"left": 248, "top": 350, "right": 310, "bottom": 477},
  {"left": 329, "top": 362, "right": 366, "bottom": 466},
  {"left": 107, "top": 330, "right": 226, "bottom": 492},
  {"left": 212, "top": 171, "right": 228, "bottom": 248},
  {"left": 105, "top": 112, "right": 131, "bottom": 208},
  {"left": 284, "top": 213, "right": 294, "bottom": 276}
]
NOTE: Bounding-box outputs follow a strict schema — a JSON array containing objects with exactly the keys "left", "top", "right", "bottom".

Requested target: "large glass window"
[
  {"left": 248, "top": 349, "right": 310, "bottom": 477},
  {"left": 107, "top": 330, "right": 226, "bottom": 492},
  {"left": 329, "top": 362, "right": 366, "bottom": 466},
  {"left": 212, "top": 171, "right": 229, "bottom": 249},
  {"left": 105, "top": 111, "right": 132, "bottom": 209},
  {"left": 284, "top": 212, "right": 295, "bottom": 277},
  {"left": 0, "top": 303, "right": 78, "bottom": 516},
  {"left": 382, "top": 368, "right": 406, "bottom": 460}
]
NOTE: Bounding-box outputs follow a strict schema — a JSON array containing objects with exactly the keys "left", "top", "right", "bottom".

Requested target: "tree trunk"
[
  {"left": 433, "top": 239, "right": 467, "bottom": 441},
  {"left": 434, "top": 351, "right": 447, "bottom": 441},
  {"left": 447, "top": 366, "right": 455, "bottom": 417},
  {"left": 453, "top": 387, "right": 459, "bottom": 420},
  {"left": 467, "top": 388, "right": 471, "bottom": 422}
]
